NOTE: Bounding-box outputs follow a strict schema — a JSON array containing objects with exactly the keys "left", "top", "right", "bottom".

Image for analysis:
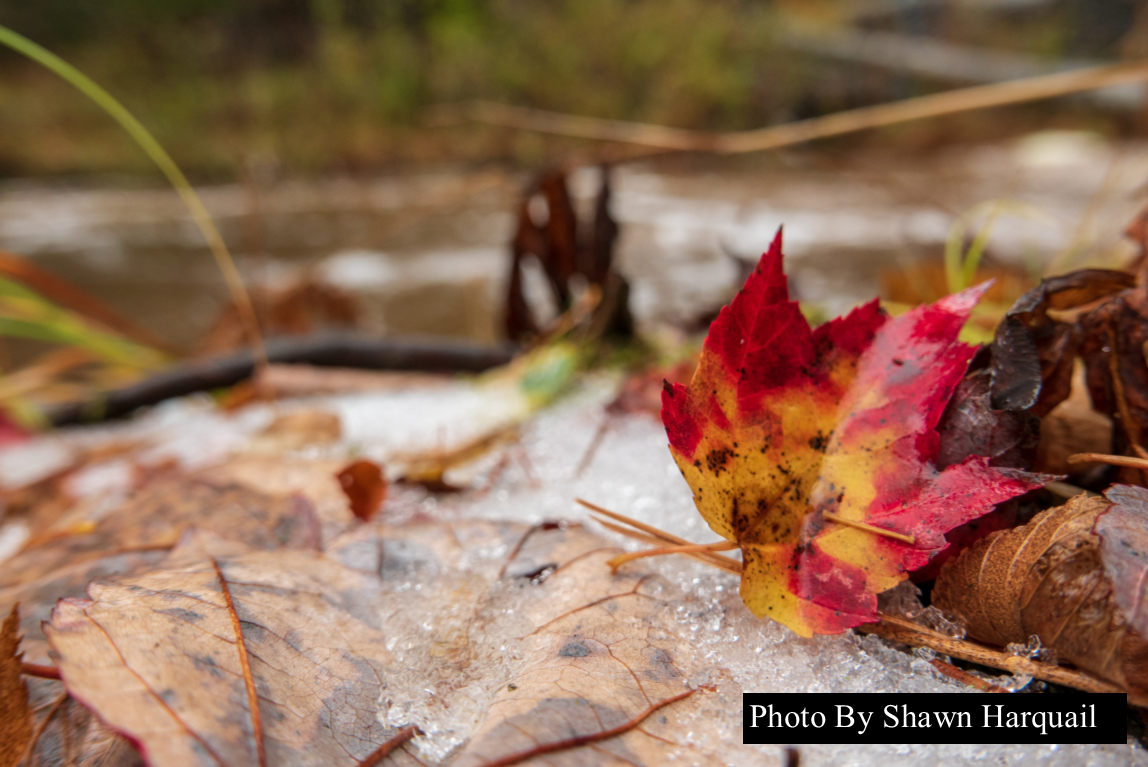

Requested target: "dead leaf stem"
[
  {"left": 927, "top": 658, "right": 1008, "bottom": 693},
  {"left": 438, "top": 60, "right": 1148, "bottom": 155},
  {"left": 821, "top": 511, "right": 916, "bottom": 544},
  {"left": 212, "top": 558, "right": 267, "bottom": 767},
  {"left": 574, "top": 416, "right": 611, "bottom": 478},
  {"left": 1068, "top": 452, "right": 1148, "bottom": 470},
  {"left": 20, "top": 662, "right": 61, "bottom": 680},
  {"left": 475, "top": 687, "right": 700, "bottom": 767},
  {"left": 357, "top": 724, "right": 420, "bottom": 767},
  {"left": 861, "top": 613, "right": 1122, "bottom": 694}
]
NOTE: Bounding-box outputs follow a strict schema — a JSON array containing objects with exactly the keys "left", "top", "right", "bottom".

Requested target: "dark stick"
[{"left": 47, "top": 332, "right": 518, "bottom": 426}]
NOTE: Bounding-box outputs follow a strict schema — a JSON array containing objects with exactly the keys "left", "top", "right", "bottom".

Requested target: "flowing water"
[{"left": 1, "top": 131, "right": 1146, "bottom": 361}]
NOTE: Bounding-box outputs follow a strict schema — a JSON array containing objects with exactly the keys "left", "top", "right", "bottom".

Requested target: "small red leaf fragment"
[{"left": 336, "top": 460, "right": 387, "bottom": 522}]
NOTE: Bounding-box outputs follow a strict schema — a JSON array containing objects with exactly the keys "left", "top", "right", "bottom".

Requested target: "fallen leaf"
[
  {"left": 1078, "top": 286, "right": 1148, "bottom": 459},
  {"left": 45, "top": 547, "right": 416, "bottom": 766},
  {"left": 0, "top": 603, "right": 31, "bottom": 767},
  {"left": 1035, "top": 363, "right": 1113, "bottom": 476},
  {"left": 0, "top": 477, "right": 321, "bottom": 592},
  {"left": 44, "top": 514, "right": 742, "bottom": 766},
  {"left": 936, "top": 368, "right": 1040, "bottom": 472},
  {"left": 194, "top": 278, "right": 361, "bottom": 357},
  {"left": 1095, "top": 485, "right": 1148, "bottom": 641},
  {"left": 337, "top": 459, "right": 387, "bottom": 521},
  {"left": 198, "top": 457, "right": 357, "bottom": 546},
  {"left": 396, "top": 424, "right": 520, "bottom": 493},
  {"left": 933, "top": 489, "right": 1148, "bottom": 703},
  {"left": 247, "top": 408, "right": 342, "bottom": 453},
  {"left": 661, "top": 232, "right": 1046, "bottom": 636},
  {"left": 911, "top": 367, "right": 1044, "bottom": 580},
  {"left": 451, "top": 523, "right": 722, "bottom": 767},
  {"left": 988, "top": 268, "right": 1134, "bottom": 415}
]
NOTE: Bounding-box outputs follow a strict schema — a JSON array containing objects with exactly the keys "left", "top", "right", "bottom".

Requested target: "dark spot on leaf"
[
  {"left": 706, "top": 448, "right": 733, "bottom": 474},
  {"left": 559, "top": 641, "right": 591, "bottom": 658}
]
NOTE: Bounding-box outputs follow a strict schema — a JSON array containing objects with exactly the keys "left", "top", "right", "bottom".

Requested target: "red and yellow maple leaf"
[{"left": 662, "top": 232, "right": 1047, "bottom": 637}]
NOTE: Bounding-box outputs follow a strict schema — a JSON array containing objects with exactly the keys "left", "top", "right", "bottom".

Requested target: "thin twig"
[
  {"left": 433, "top": 60, "right": 1148, "bottom": 155},
  {"left": 928, "top": 658, "right": 1009, "bottom": 693},
  {"left": 591, "top": 516, "right": 743, "bottom": 575},
  {"left": 476, "top": 688, "right": 700, "bottom": 767},
  {"left": 21, "top": 662, "right": 61, "bottom": 680},
  {"left": 861, "top": 613, "right": 1123, "bottom": 694},
  {"left": 212, "top": 558, "right": 266, "bottom": 767},
  {"left": 1068, "top": 452, "right": 1148, "bottom": 470},
  {"left": 357, "top": 725, "right": 420, "bottom": 767},
  {"left": 574, "top": 416, "right": 611, "bottom": 478},
  {"left": 822, "top": 511, "right": 916, "bottom": 544}
]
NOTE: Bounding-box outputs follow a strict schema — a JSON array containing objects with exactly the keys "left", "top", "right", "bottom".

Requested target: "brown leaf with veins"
[
  {"left": 0, "top": 603, "right": 31, "bottom": 767},
  {"left": 199, "top": 456, "right": 358, "bottom": 546},
  {"left": 43, "top": 517, "right": 736, "bottom": 767},
  {"left": 248, "top": 408, "right": 342, "bottom": 453},
  {"left": 933, "top": 490, "right": 1148, "bottom": 703},
  {"left": 0, "top": 477, "right": 320, "bottom": 592},
  {"left": 453, "top": 523, "right": 722, "bottom": 767},
  {"left": 45, "top": 546, "right": 419, "bottom": 767}
]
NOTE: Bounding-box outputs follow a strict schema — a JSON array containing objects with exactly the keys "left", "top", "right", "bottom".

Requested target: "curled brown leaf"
[{"left": 933, "top": 491, "right": 1148, "bottom": 702}]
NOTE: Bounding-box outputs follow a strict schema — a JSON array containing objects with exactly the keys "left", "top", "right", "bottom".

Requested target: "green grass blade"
[{"left": 0, "top": 24, "right": 265, "bottom": 365}]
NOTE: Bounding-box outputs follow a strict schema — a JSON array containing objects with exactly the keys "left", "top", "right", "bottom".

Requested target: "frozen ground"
[{"left": 1, "top": 376, "right": 1145, "bottom": 765}]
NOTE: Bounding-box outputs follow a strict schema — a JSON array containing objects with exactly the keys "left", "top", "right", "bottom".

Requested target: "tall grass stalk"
[{"left": 0, "top": 24, "right": 266, "bottom": 367}]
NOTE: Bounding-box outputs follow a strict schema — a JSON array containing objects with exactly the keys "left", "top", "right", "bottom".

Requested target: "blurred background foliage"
[{"left": 0, "top": 0, "right": 1142, "bottom": 180}]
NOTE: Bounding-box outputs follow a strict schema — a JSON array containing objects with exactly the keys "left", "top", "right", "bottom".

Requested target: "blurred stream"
[{"left": 1, "top": 132, "right": 1146, "bottom": 362}]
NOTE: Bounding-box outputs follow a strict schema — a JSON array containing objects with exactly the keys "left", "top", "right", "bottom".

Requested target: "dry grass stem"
[
  {"left": 606, "top": 541, "right": 739, "bottom": 572},
  {"left": 439, "top": 60, "right": 1148, "bottom": 155},
  {"left": 1068, "top": 452, "right": 1148, "bottom": 470},
  {"left": 575, "top": 497, "right": 743, "bottom": 574}
]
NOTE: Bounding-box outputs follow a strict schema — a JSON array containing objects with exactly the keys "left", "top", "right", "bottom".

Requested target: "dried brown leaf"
[
  {"left": 45, "top": 548, "right": 409, "bottom": 766},
  {"left": 989, "top": 268, "right": 1133, "bottom": 415},
  {"left": 933, "top": 491, "right": 1148, "bottom": 702},
  {"left": 0, "top": 477, "right": 321, "bottom": 592},
  {"left": 248, "top": 408, "right": 342, "bottom": 453},
  {"left": 197, "top": 457, "right": 357, "bottom": 546},
  {"left": 0, "top": 603, "right": 31, "bottom": 767},
  {"left": 43, "top": 517, "right": 733, "bottom": 767},
  {"left": 453, "top": 524, "right": 721, "bottom": 767},
  {"left": 1097, "top": 485, "right": 1148, "bottom": 639}
]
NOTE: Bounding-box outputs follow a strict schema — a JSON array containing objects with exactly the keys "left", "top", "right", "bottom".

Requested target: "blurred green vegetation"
[
  {"left": 0, "top": 0, "right": 803, "bottom": 178},
  {"left": 0, "top": 0, "right": 1140, "bottom": 180}
]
